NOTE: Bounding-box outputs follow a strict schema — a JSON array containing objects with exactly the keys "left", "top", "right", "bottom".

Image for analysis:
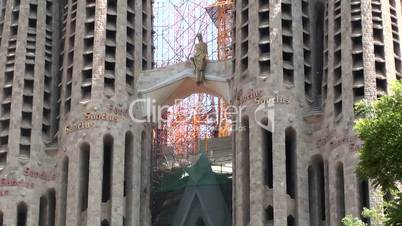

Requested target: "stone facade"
[
  {"left": 232, "top": 0, "right": 402, "bottom": 225},
  {"left": 0, "top": 0, "right": 401, "bottom": 225},
  {"left": 0, "top": 0, "right": 153, "bottom": 225}
]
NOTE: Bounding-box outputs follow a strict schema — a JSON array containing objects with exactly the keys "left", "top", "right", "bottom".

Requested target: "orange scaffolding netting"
[
  {"left": 153, "top": 0, "right": 234, "bottom": 66},
  {"left": 206, "top": 0, "right": 234, "bottom": 60},
  {"left": 153, "top": 94, "right": 232, "bottom": 170},
  {"left": 152, "top": 0, "right": 234, "bottom": 170}
]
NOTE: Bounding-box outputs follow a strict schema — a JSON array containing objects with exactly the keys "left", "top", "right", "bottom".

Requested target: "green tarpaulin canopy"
[{"left": 154, "top": 153, "right": 231, "bottom": 192}]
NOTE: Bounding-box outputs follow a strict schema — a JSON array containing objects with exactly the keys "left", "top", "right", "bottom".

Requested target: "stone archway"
[
  {"left": 139, "top": 60, "right": 233, "bottom": 226},
  {"left": 138, "top": 60, "right": 232, "bottom": 107}
]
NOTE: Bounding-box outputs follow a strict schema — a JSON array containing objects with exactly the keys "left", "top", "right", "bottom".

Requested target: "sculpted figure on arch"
[{"left": 190, "top": 33, "right": 208, "bottom": 84}]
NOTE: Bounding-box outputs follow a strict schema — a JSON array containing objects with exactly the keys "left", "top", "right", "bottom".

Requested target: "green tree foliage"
[
  {"left": 342, "top": 199, "right": 388, "bottom": 225},
  {"left": 342, "top": 215, "right": 367, "bottom": 226},
  {"left": 353, "top": 81, "right": 402, "bottom": 225},
  {"left": 386, "top": 191, "right": 402, "bottom": 225},
  {"left": 355, "top": 81, "right": 402, "bottom": 189}
]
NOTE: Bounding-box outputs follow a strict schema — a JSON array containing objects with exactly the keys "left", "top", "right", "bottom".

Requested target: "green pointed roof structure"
[
  {"left": 171, "top": 153, "right": 232, "bottom": 226},
  {"left": 186, "top": 152, "right": 217, "bottom": 185},
  {"left": 155, "top": 152, "right": 231, "bottom": 192}
]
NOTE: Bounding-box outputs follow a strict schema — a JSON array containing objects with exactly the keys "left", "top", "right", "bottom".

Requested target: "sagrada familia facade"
[{"left": 0, "top": 0, "right": 400, "bottom": 225}]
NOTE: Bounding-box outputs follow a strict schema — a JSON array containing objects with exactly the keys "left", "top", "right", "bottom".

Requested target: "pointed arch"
[{"left": 182, "top": 195, "right": 207, "bottom": 226}]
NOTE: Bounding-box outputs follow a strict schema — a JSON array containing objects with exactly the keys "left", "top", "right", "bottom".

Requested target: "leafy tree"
[
  {"left": 343, "top": 197, "right": 393, "bottom": 226},
  {"left": 342, "top": 205, "right": 387, "bottom": 226},
  {"left": 342, "top": 215, "right": 366, "bottom": 226},
  {"left": 353, "top": 81, "right": 402, "bottom": 225},
  {"left": 386, "top": 191, "right": 402, "bottom": 225}
]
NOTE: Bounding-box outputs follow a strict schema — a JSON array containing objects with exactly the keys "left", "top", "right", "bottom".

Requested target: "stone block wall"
[{"left": 232, "top": 0, "right": 402, "bottom": 225}]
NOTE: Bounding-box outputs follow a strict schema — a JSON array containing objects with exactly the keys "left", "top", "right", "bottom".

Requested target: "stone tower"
[
  {"left": 0, "top": 0, "right": 154, "bottom": 225},
  {"left": 0, "top": 0, "right": 63, "bottom": 224},
  {"left": 232, "top": 0, "right": 402, "bottom": 225},
  {"left": 0, "top": 0, "right": 401, "bottom": 225}
]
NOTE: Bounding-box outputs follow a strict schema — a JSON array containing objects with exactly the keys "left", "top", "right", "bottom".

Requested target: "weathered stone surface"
[{"left": 0, "top": 0, "right": 401, "bottom": 225}]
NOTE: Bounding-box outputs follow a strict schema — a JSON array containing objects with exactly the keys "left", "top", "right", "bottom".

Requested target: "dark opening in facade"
[
  {"left": 287, "top": 215, "right": 295, "bottom": 226},
  {"left": 0, "top": 211, "right": 3, "bottom": 226},
  {"left": 47, "top": 189, "right": 56, "bottom": 226},
  {"left": 265, "top": 205, "right": 273, "bottom": 224},
  {"left": 17, "top": 202, "right": 28, "bottom": 226},
  {"left": 0, "top": 149, "right": 7, "bottom": 168},
  {"left": 312, "top": 1, "right": 325, "bottom": 110},
  {"left": 359, "top": 179, "right": 370, "bottom": 224},
  {"left": 140, "top": 130, "right": 147, "bottom": 225},
  {"left": 60, "top": 157, "right": 69, "bottom": 226},
  {"left": 262, "top": 119, "right": 273, "bottom": 189},
  {"left": 79, "top": 143, "right": 90, "bottom": 212},
  {"left": 124, "top": 132, "right": 133, "bottom": 226},
  {"left": 240, "top": 117, "right": 250, "bottom": 225},
  {"left": 38, "top": 195, "right": 48, "bottom": 226},
  {"left": 101, "top": 219, "right": 109, "bottom": 226},
  {"left": 308, "top": 155, "right": 326, "bottom": 226},
  {"left": 285, "top": 127, "right": 296, "bottom": 199},
  {"left": 336, "top": 162, "right": 345, "bottom": 223},
  {"left": 102, "top": 135, "right": 114, "bottom": 202}
]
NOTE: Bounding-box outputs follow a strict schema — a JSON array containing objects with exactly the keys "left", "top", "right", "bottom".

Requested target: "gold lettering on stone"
[{"left": 65, "top": 120, "right": 96, "bottom": 134}]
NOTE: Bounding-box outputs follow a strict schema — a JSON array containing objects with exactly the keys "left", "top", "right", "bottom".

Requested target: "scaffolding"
[
  {"left": 153, "top": 0, "right": 234, "bottom": 66},
  {"left": 153, "top": 94, "right": 232, "bottom": 170},
  {"left": 153, "top": 0, "right": 218, "bottom": 67},
  {"left": 206, "top": 0, "right": 234, "bottom": 60},
  {"left": 152, "top": 0, "right": 234, "bottom": 170}
]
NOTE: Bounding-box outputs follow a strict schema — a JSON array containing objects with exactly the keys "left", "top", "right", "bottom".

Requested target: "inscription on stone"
[
  {"left": 65, "top": 104, "right": 131, "bottom": 134},
  {"left": 0, "top": 178, "right": 34, "bottom": 189},
  {"left": 65, "top": 120, "right": 95, "bottom": 134},
  {"left": 237, "top": 89, "right": 291, "bottom": 105},
  {"left": 106, "top": 104, "right": 130, "bottom": 118},
  {"left": 0, "top": 190, "right": 9, "bottom": 197},
  {"left": 24, "top": 167, "right": 56, "bottom": 181},
  {"left": 84, "top": 112, "right": 119, "bottom": 122}
]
